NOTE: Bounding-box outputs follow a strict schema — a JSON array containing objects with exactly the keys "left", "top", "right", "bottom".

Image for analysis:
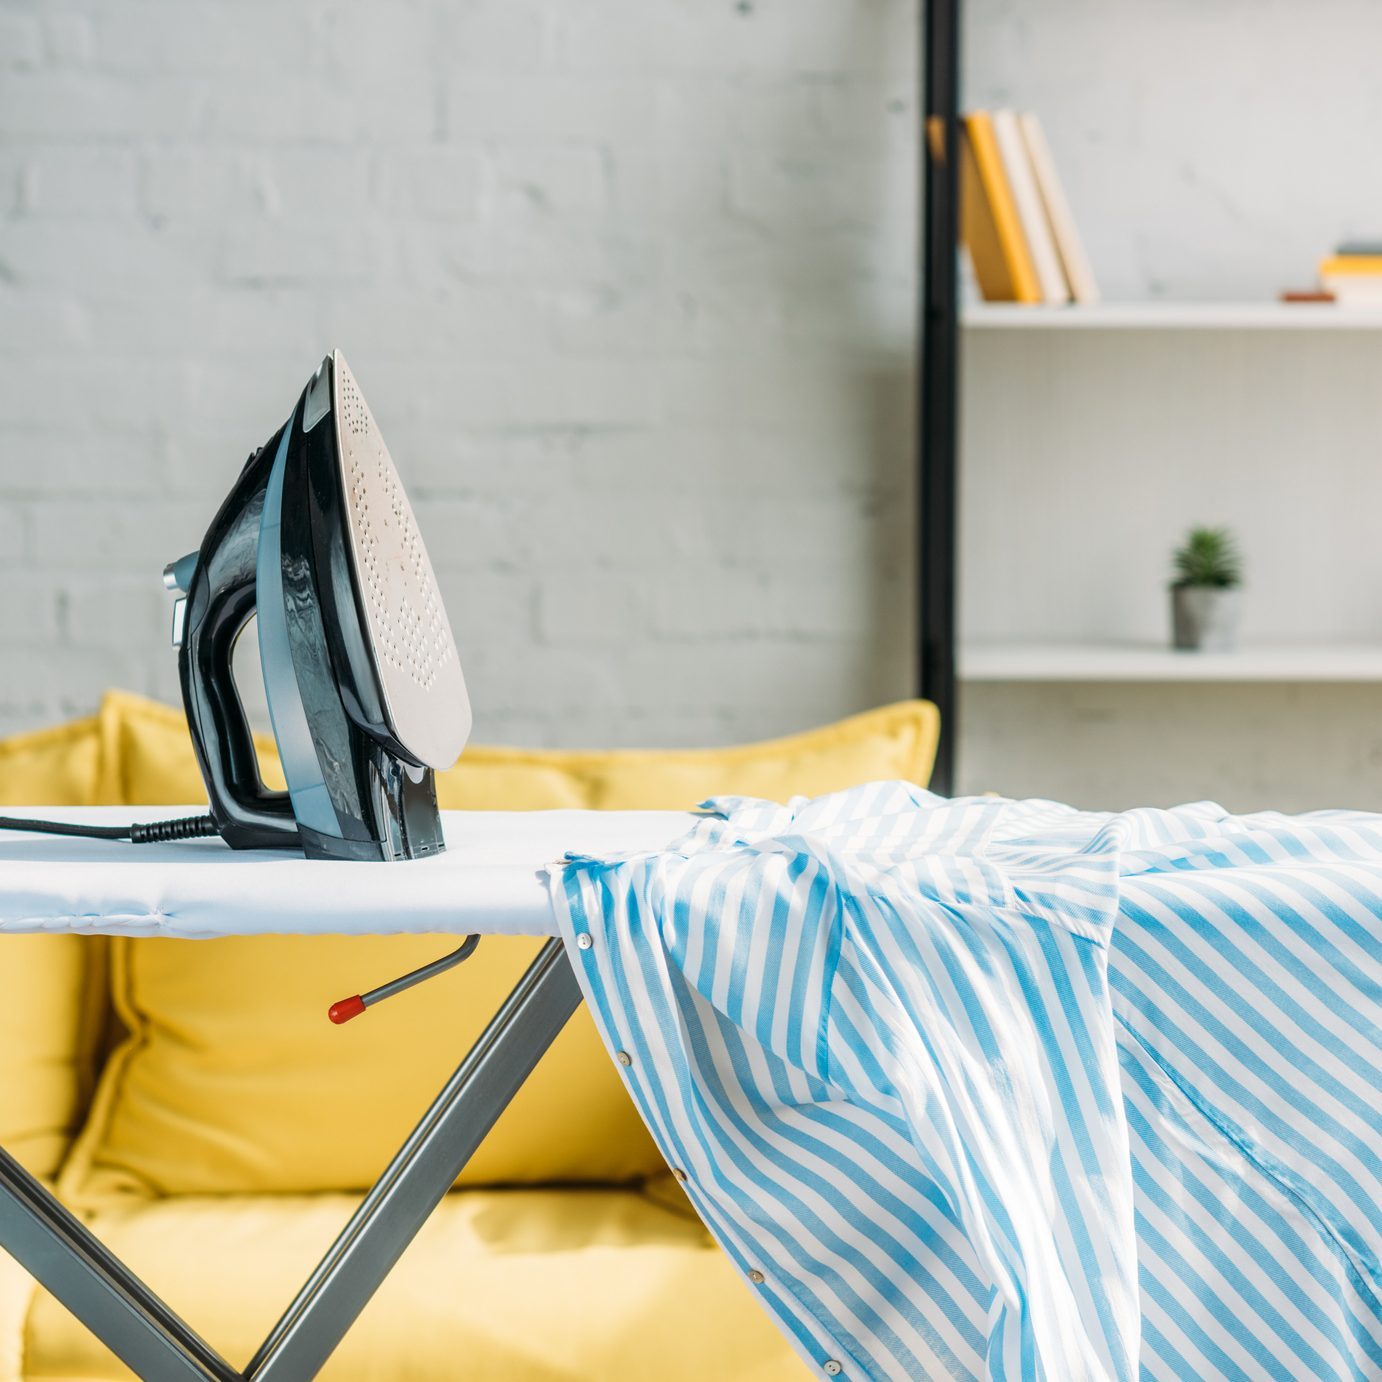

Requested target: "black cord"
[
  {"left": 130, "top": 815, "right": 219, "bottom": 844},
  {"left": 0, "top": 814, "right": 131, "bottom": 840},
  {"left": 0, "top": 814, "right": 218, "bottom": 844}
]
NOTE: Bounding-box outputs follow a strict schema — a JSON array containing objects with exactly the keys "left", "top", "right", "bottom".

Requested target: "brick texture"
[{"left": 0, "top": 0, "right": 918, "bottom": 747}]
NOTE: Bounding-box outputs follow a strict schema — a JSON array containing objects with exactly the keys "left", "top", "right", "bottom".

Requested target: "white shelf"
[
  {"left": 963, "top": 302, "right": 1382, "bottom": 331},
  {"left": 960, "top": 641, "right": 1382, "bottom": 683}
]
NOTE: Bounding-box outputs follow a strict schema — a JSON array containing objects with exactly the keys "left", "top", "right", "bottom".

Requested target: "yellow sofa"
[{"left": 0, "top": 691, "right": 939, "bottom": 1381}]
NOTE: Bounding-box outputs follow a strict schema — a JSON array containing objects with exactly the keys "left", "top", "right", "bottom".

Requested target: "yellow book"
[
  {"left": 965, "top": 111, "right": 1041, "bottom": 303},
  {"left": 1319, "top": 255, "right": 1382, "bottom": 276},
  {"left": 925, "top": 114, "right": 1034, "bottom": 303}
]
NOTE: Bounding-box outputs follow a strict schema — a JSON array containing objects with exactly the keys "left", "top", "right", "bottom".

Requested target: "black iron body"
[
  {"left": 178, "top": 433, "right": 293, "bottom": 850},
  {"left": 177, "top": 364, "right": 446, "bottom": 861}
]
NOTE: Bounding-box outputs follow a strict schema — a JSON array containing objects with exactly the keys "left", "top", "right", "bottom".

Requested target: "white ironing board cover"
[{"left": 0, "top": 807, "right": 698, "bottom": 940}]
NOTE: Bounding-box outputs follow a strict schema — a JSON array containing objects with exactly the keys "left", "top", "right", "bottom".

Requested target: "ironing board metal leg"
[
  {"left": 0, "top": 1145, "right": 239, "bottom": 1382},
  {"left": 246, "top": 937, "right": 582, "bottom": 1382},
  {"left": 0, "top": 937, "right": 581, "bottom": 1382}
]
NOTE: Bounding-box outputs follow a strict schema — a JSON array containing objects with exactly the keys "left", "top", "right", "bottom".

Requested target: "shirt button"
[
  {"left": 823, "top": 1363, "right": 842, "bottom": 1376},
  {"left": 670, "top": 1168, "right": 688, "bottom": 1183},
  {"left": 575, "top": 933, "right": 593, "bottom": 950},
  {"left": 615, "top": 1050, "right": 633, "bottom": 1067},
  {"left": 747, "top": 1269, "right": 765, "bottom": 1284}
]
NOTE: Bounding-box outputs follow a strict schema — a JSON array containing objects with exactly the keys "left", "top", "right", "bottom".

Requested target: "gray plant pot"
[{"left": 1171, "top": 585, "right": 1241, "bottom": 651}]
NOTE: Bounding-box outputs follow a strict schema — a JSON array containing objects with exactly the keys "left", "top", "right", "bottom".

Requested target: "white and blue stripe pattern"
[{"left": 548, "top": 783, "right": 1382, "bottom": 1381}]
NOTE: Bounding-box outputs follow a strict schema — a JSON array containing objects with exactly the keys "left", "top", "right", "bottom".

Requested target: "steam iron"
[{"left": 163, "top": 351, "right": 471, "bottom": 861}]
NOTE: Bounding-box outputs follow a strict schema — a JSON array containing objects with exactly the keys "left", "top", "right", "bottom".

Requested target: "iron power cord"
[{"left": 0, "top": 814, "right": 218, "bottom": 844}]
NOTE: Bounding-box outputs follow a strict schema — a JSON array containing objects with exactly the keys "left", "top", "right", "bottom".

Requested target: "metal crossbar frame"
[{"left": 0, "top": 938, "right": 582, "bottom": 1382}]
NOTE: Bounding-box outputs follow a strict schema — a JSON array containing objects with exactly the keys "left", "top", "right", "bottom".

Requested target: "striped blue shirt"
[{"left": 549, "top": 783, "right": 1382, "bottom": 1381}]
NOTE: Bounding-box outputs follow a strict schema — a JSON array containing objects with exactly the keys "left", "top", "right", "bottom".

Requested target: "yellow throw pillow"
[
  {"left": 436, "top": 701, "right": 940, "bottom": 811},
  {"left": 0, "top": 716, "right": 107, "bottom": 1180},
  {"left": 93, "top": 689, "right": 286, "bottom": 804},
  {"left": 1, "top": 714, "right": 102, "bottom": 809},
  {"left": 62, "top": 693, "right": 938, "bottom": 1203},
  {"left": 92, "top": 689, "right": 940, "bottom": 813},
  {"left": 64, "top": 931, "right": 655, "bottom": 1201}
]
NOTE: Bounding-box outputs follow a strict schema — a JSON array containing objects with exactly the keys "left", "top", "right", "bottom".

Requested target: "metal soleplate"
[{"left": 332, "top": 350, "right": 471, "bottom": 770}]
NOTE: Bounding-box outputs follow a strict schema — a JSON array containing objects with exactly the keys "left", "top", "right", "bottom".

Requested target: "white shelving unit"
[
  {"left": 953, "top": 273, "right": 1382, "bottom": 809},
  {"left": 960, "top": 642, "right": 1382, "bottom": 683},
  {"left": 963, "top": 302, "right": 1382, "bottom": 331},
  {"left": 960, "top": 299, "right": 1382, "bottom": 703}
]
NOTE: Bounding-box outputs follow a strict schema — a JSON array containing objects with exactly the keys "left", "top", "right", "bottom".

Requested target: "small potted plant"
[{"left": 1171, "top": 526, "right": 1243, "bottom": 651}]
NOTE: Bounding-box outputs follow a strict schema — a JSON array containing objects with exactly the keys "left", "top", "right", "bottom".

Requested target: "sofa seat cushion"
[
  {"left": 22, "top": 1187, "right": 806, "bottom": 1381},
  {"left": 61, "top": 693, "right": 938, "bottom": 1200}
]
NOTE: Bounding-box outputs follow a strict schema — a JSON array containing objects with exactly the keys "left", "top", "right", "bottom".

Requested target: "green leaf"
[{"left": 1171, "top": 525, "right": 1242, "bottom": 588}]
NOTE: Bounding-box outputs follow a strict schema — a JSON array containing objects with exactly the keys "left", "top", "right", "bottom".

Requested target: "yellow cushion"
[
  {"left": 0, "top": 715, "right": 102, "bottom": 810},
  {"left": 0, "top": 716, "right": 107, "bottom": 1182},
  {"left": 62, "top": 930, "right": 662, "bottom": 1201},
  {"left": 62, "top": 692, "right": 938, "bottom": 1201},
  {"left": 23, "top": 1187, "right": 806, "bottom": 1381},
  {"left": 93, "top": 688, "right": 940, "bottom": 811},
  {"left": 92, "top": 689, "right": 286, "bottom": 804},
  {"left": 433, "top": 701, "right": 940, "bottom": 810}
]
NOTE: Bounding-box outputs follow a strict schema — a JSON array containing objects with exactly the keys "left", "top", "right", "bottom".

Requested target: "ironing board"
[{"left": 0, "top": 807, "right": 698, "bottom": 1382}]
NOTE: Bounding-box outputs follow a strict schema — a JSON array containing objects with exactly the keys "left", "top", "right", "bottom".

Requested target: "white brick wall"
[
  {"left": 0, "top": 0, "right": 919, "bottom": 747},
  {"left": 10, "top": 0, "right": 1373, "bottom": 813}
]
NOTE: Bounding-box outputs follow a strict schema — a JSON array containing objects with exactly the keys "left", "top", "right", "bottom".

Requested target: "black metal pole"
[{"left": 920, "top": 0, "right": 961, "bottom": 796}]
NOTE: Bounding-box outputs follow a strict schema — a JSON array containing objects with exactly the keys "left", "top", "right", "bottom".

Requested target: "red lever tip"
[{"left": 329, "top": 995, "right": 367, "bottom": 1025}]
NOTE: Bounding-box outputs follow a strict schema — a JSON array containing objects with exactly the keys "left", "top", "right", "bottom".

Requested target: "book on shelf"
[
  {"left": 963, "top": 111, "right": 1042, "bottom": 303},
  {"left": 1318, "top": 253, "right": 1382, "bottom": 306},
  {"left": 932, "top": 108, "right": 1098, "bottom": 306},
  {"left": 991, "top": 110, "right": 1068, "bottom": 304},
  {"left": 928, "top": 114, "right": 1021, "bottom": 302},
  {"left": 1019, "top": 113, "right": 1100, "bottom": 306}
]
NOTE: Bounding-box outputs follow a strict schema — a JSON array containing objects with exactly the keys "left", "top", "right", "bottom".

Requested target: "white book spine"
[
  {"left": 1322, "top": 279, "right": 1382, "bottom": 305},
  {"left": 991, "top": 109, "right": 1069, "bottom": 305},
  {"left": 1018, "top": 112, "right": 1100, "bottom": 306}
]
